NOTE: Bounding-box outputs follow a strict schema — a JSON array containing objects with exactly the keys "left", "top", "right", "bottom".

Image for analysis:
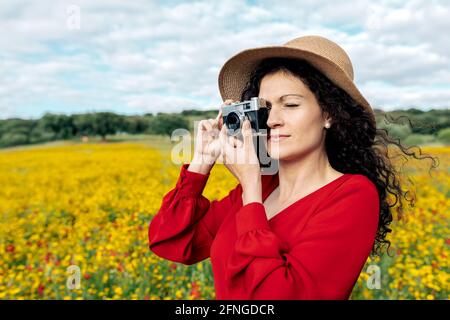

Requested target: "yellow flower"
[
  {"left": 0, "top": 143, "right": 448, "bottom": 300},
  {"left": 114, "top": 287, "right": 123, "bottom": 296}
]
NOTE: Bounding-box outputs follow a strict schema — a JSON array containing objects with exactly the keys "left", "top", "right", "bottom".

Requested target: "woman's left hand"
[{"left": 219, "top": 119, "right": 262, "bottom": 205}]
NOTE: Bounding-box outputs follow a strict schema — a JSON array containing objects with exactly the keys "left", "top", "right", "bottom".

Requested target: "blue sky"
[{"left": 0, "top": 0, "right": 449, "bottom": 119}]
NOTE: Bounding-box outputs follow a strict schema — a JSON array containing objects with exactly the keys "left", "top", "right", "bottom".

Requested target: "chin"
[
  {"left": 265, "top": 138, "right": 299, "bottom": 161},
  {"left": 267, "top": 148, "right": 289, "bottom": 160},
  {"left": 267, "top": 143, "right": 303, "bottom": 161}
]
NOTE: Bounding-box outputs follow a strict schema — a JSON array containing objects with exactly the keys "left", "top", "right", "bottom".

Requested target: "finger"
[
  {"left": 235, "top": 137, "right": 243, "bottom": 148},
  {"left": 199, "top": 119, "right": 213, "bottom": 132},
  {"left": 243, "top": 118, "right": 251, "bottom": 130},
  {"left": 208, "top": 118, "right": 219, "bottom": 132},
  {"left": 219, "top": 126, "right": 230, "bottom": 163},
  {"left": 219, "top": 99, "right": 237, "bottom": 129},
  {"left": 219, "top": 125, "right": 228, "bottom": 146},
  {"left": 215, "top": 109, "right": 222, "bottom": 122},
  {"left": 218, "top": 112, "right": 223, "bottom": 130},
  {"left": 242, "top": 119, "right": 254, "bottom": 145},
  {"left": 219, "top": 124, "right": 227, "bottom": 136},
  {"left": 217, "top": 151, "right": 224, "bottom": 165},
  {"left": 227, "top": 135, "right": 237, "bottom": 148},
  {"left": 221, "top": 127, "right": 236, "bottom": 157},
  {"left": 222, "top": 99, "right": 234, "bottom": 106}
]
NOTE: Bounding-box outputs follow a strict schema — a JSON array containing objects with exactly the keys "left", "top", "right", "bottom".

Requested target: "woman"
[{"left": 148, "top": 36, "right": 436, "bottom": 299}]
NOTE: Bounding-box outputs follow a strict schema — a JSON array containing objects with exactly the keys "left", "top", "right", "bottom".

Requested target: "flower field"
[{"left": 0, "top": 141, "right": 448, "bottom": 299}]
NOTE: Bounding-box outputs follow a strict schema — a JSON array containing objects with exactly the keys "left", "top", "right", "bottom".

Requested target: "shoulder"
[
  {"left": 325, "top": 173, "right": 379, "bottom": 200},
  {"left": 316, "top": 173, "right": 380, "bottom": 222},
  {"left": 340, "top": 173, "right": 379, "bottom": 199}
]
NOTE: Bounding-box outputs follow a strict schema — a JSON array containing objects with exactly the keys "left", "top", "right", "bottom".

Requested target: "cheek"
[
  {"left": 285, "top": 114, "right": 314, "bottom": 137},
  {"left": 279, "top": 117, "right": 324, "bottom": 150},
  {"left": 266, "top": 111, "right": 324, "bottom": 157}
]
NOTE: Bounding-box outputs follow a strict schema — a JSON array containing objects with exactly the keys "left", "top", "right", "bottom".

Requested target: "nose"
[{"left": 266, "top": 106, "right": 283, "bottom": 128}]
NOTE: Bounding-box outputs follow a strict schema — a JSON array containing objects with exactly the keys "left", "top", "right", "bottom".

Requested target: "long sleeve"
[
  {"left": 226, "top": 177, "right": 380, "bottom": 299},
  {"left": 149, "top": 163, "right": 242, "bottom": 265}
]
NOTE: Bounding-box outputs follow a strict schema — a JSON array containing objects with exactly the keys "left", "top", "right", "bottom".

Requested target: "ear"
[{"left": 322, "top": 111, "right": 333, "bottom": 125}]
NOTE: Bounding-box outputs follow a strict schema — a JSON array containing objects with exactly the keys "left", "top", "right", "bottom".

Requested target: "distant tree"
[
  {"left": 59, "top": 115, "right": 76, "bottom": 139},
  {"left": 406, "top": 108, "right": 424, "bottom": 115},
  {"left": 409, "top": 113, "right": 440, "bottom": 135},
  {"left": 0, "top": 121, "right": 4, "bottom": 140},
  {"left": 0, "top": 119, "right": 36, "bottom": 147},
  {"left": 377, "top": 119, "right": 412, "bottom": 142},
  {"left": 124, "top": 116, "right": 150, "bottom": 134},
  {"left": 73, "top": 114, "right": 95, "bottom": 136},
  {"left": 181, "top": 109, "right": 205, "bottom": 116},
  {"left": 149, "top": 114, "right": 189, "bottom": 136},
  {"left": 42, "top": 113, "right": 67, "bottom": 139},
  {"left": 28, "top": 120, "right": 53, "bottom": 144},
  {"left": 92, "top": 112, "right": 123, "bottom": 141},
  {"left": 0, "top": 132, "right": 28, "bottom": 146},
  {"left": 41, "top": 113, "right": 75, "bottom": 139},
  {"left": 437, "top": 128, "right": 450, "bottom": 144}
]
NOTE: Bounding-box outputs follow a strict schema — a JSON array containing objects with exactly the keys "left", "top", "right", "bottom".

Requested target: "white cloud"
[{"left": 0, "top": 0, "right": 449, "bottom": 119}]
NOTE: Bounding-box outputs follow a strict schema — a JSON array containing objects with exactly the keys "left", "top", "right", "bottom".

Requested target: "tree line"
[
  {"left": 0, "top": 112, "right": 192, "bottom": 148},
  {"left": 0, "top": 108, "right": 449, "bottom": 148}
]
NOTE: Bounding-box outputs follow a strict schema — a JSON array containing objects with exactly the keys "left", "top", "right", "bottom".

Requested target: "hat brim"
[{"left": 218, "top": 45, "right": 375, "bottom": 125}]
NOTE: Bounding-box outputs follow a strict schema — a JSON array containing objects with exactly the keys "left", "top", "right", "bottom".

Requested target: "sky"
[{"left": 0, "top": 0, "right": 449, "bottom": 119}]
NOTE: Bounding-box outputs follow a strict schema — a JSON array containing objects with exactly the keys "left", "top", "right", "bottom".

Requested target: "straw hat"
[{"left": 218, "top": 35, "right": 376, "bottom": 126}]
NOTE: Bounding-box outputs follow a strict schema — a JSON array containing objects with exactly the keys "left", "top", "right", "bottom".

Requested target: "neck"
[{"left": 276, "top": 146, "right": 338, "bottom": 203}]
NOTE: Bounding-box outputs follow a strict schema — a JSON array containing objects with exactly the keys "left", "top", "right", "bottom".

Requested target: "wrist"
[
  {"left": 192, "top": 152, "right": 217, "bottom": 165},
  {"left": 241, "top": 175, "right": 262, "bottom": 192},
  {"left": 242, "top": 192, "right": 262, "bottom": 206},
  {"left": 188, "top": 153, "right": 215, "bottom": 175},
  {"left": 241, "top": 181, "right": 262, "bottom": 206}
]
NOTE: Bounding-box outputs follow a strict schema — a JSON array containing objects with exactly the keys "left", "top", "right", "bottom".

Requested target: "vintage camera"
[{"left": 222, "top": 97, "right": 278, "bottom": 174}]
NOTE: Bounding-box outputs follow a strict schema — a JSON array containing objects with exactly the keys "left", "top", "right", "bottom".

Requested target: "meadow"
[{"left": 0, "top": 139, "right": 448, "bottom": 299}]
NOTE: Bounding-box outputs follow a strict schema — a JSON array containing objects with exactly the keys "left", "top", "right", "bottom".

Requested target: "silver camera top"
[
  {"left": 221, "top": 97, "right": 268, "bottom": 116},
  {"left": 222, "top": 97, "right": 269, "bottom": 136}
]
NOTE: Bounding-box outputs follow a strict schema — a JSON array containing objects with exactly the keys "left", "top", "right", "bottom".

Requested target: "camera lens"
[{"left": 225, "top": 112, "right": 240, "bottom": 131}]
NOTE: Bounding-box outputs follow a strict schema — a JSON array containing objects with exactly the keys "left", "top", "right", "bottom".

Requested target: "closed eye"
[{"left": 285, "top": 104, "right": 299, "bottom": 107}]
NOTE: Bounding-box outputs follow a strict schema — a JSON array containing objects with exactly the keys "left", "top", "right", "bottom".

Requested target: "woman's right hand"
[{"left": 189, "top": 99, "right": 234, "bottom": 174}]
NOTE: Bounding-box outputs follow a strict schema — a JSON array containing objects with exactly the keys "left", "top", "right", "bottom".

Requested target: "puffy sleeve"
[
  {"left": 149, "top": 163, "right": 241, "bottom": 265},
  {"left": 226, "top": 178, "right": 380, "bottom": 299}
]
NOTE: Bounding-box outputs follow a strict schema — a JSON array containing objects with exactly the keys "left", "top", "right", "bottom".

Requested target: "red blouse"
[{"left": 148, "top": 163, "right": 379, "bottom": 300}]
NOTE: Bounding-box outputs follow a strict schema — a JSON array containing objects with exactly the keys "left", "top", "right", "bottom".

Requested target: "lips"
[{"left": 268, "top": 134, "right": 290, "bottom": 141}]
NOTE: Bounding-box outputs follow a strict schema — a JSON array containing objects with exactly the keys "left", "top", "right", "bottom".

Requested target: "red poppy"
[
  {"left": 45, "top": 252, "right": 52, "bottom": 263},
  {"left": 38, "top": 284, "right": 45, "bottom": 296},
  {"left": 190, "top": 281, "right": 201, "bottom": 299}
]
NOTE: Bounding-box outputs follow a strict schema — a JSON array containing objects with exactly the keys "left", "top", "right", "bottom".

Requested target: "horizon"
[{"left": 2, "top": 106, "right": 449, "bottom": 122}]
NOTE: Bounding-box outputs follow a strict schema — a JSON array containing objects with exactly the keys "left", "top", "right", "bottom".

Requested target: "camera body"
[
  {"left": 222, "top": 97, "right": 270, "bottom": 136},
  {"left": 222, "top": 97, "right": 278, "bottom": 174}
]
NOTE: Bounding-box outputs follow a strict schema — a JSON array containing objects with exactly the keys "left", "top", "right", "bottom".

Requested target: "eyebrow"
[{"left": 261, "top": 94, "right": 304, "bottom": 103}]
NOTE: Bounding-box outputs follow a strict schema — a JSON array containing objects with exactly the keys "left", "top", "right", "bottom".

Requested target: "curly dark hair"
[{"left": 240, "top": 57, "right": 439, "bottom": 256}]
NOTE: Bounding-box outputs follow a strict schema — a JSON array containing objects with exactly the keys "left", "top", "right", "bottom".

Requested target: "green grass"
[{"left": 1, "top": 132, "right": 446, "bottom": 154}]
